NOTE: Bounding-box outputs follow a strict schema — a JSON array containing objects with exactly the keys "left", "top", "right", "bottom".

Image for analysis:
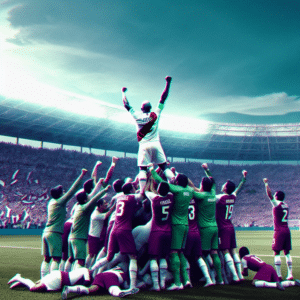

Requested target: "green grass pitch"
[{"left": 0, "top": 231, "right": 299, "bottom": 300}]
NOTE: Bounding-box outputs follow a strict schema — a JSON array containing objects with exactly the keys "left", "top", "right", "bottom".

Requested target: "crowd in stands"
[{"left": 0, "top": 142, "right": 299, "bottom": 229}]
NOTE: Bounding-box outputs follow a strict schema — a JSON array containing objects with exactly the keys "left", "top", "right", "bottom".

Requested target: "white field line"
[
  {"left": 0, "top": 245, "right": 41, "bottom": 250},
  {"left": 255, "top": 254, "right": 300, "bottom": 259}
]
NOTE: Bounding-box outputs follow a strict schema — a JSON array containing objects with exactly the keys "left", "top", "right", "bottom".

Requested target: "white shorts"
[
  {"left": 41, "top": 270, "right": 61, "bottom": 291},
  {"left": 132, "top": 220, "right": 152, "bottom": 251},
  {"left": 138, "top": 141, "right": 167, "bottom": 166}
]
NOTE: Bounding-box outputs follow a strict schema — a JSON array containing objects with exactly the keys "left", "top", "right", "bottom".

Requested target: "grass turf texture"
[{"left": 0, "top": 231, "right": 299, "bottom": 300}]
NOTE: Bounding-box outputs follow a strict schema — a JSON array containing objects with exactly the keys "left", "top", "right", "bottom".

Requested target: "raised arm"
[
  {"left": 148, "top": 163, "right": 165, "bottom": 184},
  {"left": 85, "top": 185, "right": 111, "bottom": 210},
  {"left": 202, "top": 163, "right": 213, "bottom": 178},
  {"left": 103, "top": 156, "right": 118, "bottom": 186},
  {"left": 159, "top": 76, "right": 172, "bottom": 105},
  {"left": 263, "top": 178, "right": 273, "bottom": 200},
  {"left": 91, "top": 161, "right": 102, "bottom": 185},
  {"left": 122, "top": 87, "right": 132, "bottom": 111},
  {"left": 59, "top": 168, "right": 87, "bottom": 204},
  {"left": 234, "top": 170, "right": 247, "bottom": 195}
]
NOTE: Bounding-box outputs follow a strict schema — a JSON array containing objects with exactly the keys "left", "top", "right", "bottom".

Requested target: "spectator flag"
[
  {"left": 22, "top": 200, "right": 34, "bottom": 205},
  {"left": 21, "top": 195, "right": 28, "bottom": 200},
  {"left": 5, "top": 205, "right": 12, "bottom": 218},
  {"left": 11, "top": 169, "right": 19, "bottom": 180},
  {"left": 0, "top": 180, "right": 5, "bottom": 187},
  {"left": 11, "top": 214, "right": 20, "bottom": 225},
  {"left": 0, "top": 210, "right": 4, "bottom": 219},
  {"left": 26, "top": 171, "right": 33, "bottom": 183},
  {"left": 20, "top": 209, "right": 30, "bottom": 223},
  {"left": 10, "top": 179, "right": 18, "bottom": 186}
]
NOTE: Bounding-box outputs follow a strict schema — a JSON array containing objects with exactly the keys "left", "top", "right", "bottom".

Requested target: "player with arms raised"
[
  {"left": 216, "top": 170, "right": 247, "bottom": 283},
  {"left": 122, "top": 76, "right": 175, "bottom": 195},
  {"left": 263, "top": 178, "right": 293, "bottom": 281}
]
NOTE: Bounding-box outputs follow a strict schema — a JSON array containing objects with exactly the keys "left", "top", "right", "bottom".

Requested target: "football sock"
[
  {"left": 224, "top": 253, "right": 239, "bottom": 281},
  {"left": 50, "top": 260, "right": 60, "bottom": 273},
  {"left": 204, "top": 254, "right": 216, "bottom": 283},
  {"left": 41, "top": 261, "right": 50, "bottom": 278},
  {"left": 163, "top": 168, "right": 176, "bottom": 183},
  {"left": 274, "top": 255, "right": 282, "bottom": 277},
  {"left": 255, "top": 281, "right": 276, "bottom": 288},
  {"left": 150, "top": 259, "right": 160, "bottom": 290},
  {"left": 211, "top": 253, "right": 223, "bottom": 283},
  {"left": 64, "top": 260, "right": 73, "bottom": 272},
  {"left": 159, "top": 259, "right": 168, "bottom": 289},
  {"left": 285, "top": 254, "right": 293, "bottom": 278},
  {"left": 282, "top": 280, "right": 295, "bottom": 287},
  {"left": 129, "top": 258, "right": 138, "bottom": 289},
  {"left": 232, "top": 252, "right": 244, "bottom": 280},
  {"left": 138, "top": 170, "right": 147, "bottom": 194},
  {"left": 17, "top": 277, "right": 35, "bottom": 290},
  {"left": 169, "top": 252, "right": 181, "bottom": 286},
  {"left": 67, "top": 285, "right": 89, "bottom": 294},
  {"left": 179, "top": 252, "right": 190, "bottom": 284},
  {"left": 59, "top": 260, "right": 65, "bottom": 272},
  {"left": 198, "top": 257, "right": 213, "bottom": 284}
]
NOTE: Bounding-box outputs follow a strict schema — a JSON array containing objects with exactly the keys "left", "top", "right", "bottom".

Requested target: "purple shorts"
[
  {"left": 93, "top": 272, "right": 123, "bottom": 290},
  {"left": 272, "top": 228, "right": 292, "bottom": 252},
  {"left": 104, "top": 222, "right": 114, "bottom": 251},
  {"left": 148, "top": 231, "right": 171, "bottom": 258},
  {"left": 61, "top": 271, "right": 71, "bottom": 287},
  {"left": 253, "top": 264, "right": 279, "bottom": 282},
  {"left": 107, "top": 230, "right": 137, "bottom": 261},
  {"left": 88, "top": 235, "right": 104, "bottom": 256},
  {"left": 218, "top": 226, "right": 237, "bottom": 250},
  {"left": 184, "top": 230, "right": 202, "bottom": 257},
  {"left": 62, "top": 222, "right": 72, "bottom": 261}
]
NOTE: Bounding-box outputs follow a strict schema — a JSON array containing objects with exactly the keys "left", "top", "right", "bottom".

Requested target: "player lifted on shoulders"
[
  {"left": 122, "top": 76, "right": 175, "bottom": 195},
  {"left": 263, "top": 178, "right": 293, "bottom": 281}
]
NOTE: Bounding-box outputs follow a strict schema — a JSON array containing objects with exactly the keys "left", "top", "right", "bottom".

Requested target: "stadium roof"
[{"left": 1, "top": 98, "right": 300, "bottom": 161}]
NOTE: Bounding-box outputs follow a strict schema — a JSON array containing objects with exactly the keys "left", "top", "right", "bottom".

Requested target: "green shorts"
[
  {"left": 199, "top": 226, "right": 219, "bottom": 251},
  {"left": 42, "top": 231, "right": 62, "bottom": 258},
  {"left": 69, "top": 238, "right": 87, "bottom": 260},
  {"left": 171, "top": 224, "right": 189, "bottom": 250}
]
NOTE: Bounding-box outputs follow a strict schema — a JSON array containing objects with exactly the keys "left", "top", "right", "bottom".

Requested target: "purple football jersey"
[
  {"left": 113, "top": 194, "right": 139, "bottom": 231},
  {"left": 216, "top": 193, "right": 236, "bottom": 229},
  {"left": 272, "top": 202, "right": 289, "bottom": 230},
  {"left": 150, "top": 193, "right": 173, "bottom": 232},
  {"left": 243, "top": 254, "right": 266, "bottom": 271}
]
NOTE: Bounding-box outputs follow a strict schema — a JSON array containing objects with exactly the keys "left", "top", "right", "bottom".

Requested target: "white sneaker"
[
  {"left": 167, "top": 283, "right": 184, "bottom": 291},
  {"left": 184, "top": 281, "right": 193, "bottom": 289},
  {"left": 119, "top": 288, "right": 140, "bottom": 297},
  {"left": 61, "top": 286, "right": 69, "bottom": 300},
  {"left": 8, "top": 273, "right": 21, "bottom": 285}
]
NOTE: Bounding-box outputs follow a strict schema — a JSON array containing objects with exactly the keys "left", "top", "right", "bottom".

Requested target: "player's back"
[
  {"left": 44, "top": 199, "right": 67, "bottom": 234},
  {"left": 113, "top": 194, "right": 139, "bottom": 230},
  {"left": 243, "top": 254, "right": 266, "bottom": 271},
  {"left": 196, "top": 194, "right": 217, "bottom": 228},
  {"left": 273, "top": 202, "right": 289, "bottom": 230},
  {"left": 216, "top": 193, "right": 236, "bottom": 229},
  {"left": 151, "top": 193, "right": 173, "bottom": 231}
]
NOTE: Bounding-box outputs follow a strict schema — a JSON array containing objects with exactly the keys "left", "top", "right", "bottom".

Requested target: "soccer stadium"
[
  {"left": 1, "top": 1, "right": 300, "bottom": 299},
  {"left": 0, "top": 97, "right": 300, "bottom": 300}
]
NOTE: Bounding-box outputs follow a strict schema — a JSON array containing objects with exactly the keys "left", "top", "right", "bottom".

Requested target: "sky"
[{"left": 1, "top": 0, "right": 300, "bottom": 125}]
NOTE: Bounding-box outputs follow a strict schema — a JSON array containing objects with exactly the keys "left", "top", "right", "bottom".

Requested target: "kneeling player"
[{"left": 239, "top": 246, "right": 300, "bottom": 290}]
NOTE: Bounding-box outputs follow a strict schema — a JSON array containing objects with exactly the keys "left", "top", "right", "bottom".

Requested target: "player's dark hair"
[
  {"left": 113, "top": 179, "right": 125, "bottom": 193},
  {"left": 225, "top": 180, "right": 235, "bottom": 195},
  {"left": 201, "top": 177, "right": 214, "bottom": 192},
  {"left": 275, "top": 191, "right": 285, "bottom": 201},
  {"left": 84, "top": 179, "right": 94, "bottom": 194},
  {"left": 239, "top": 246, "right": 250, "bottom": 259},
  {"left": 157, "top": 182, "right": 170, "bottom": 197},
  {"left": 141, "top": 101, "right": 152, "bottom": 113},
  {"left": 97, "top": 198, "right": 104, "bottom": 208},
  {"left": 122, "top": 183, "right": 133, "bottom": 195},
  {"left": 50, "top": 185, "right": 63, "bottom": 199},
  {"left": 176, "top": 173, "right": 188, "bottom": 188},
  {"left": 76, "top": 189, "right": 88, "bottom": 205}
]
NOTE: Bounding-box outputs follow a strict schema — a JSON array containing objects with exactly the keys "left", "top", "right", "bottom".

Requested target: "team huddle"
[{"left": 8, "top": 77, "right": 300, "bottom": 297}]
